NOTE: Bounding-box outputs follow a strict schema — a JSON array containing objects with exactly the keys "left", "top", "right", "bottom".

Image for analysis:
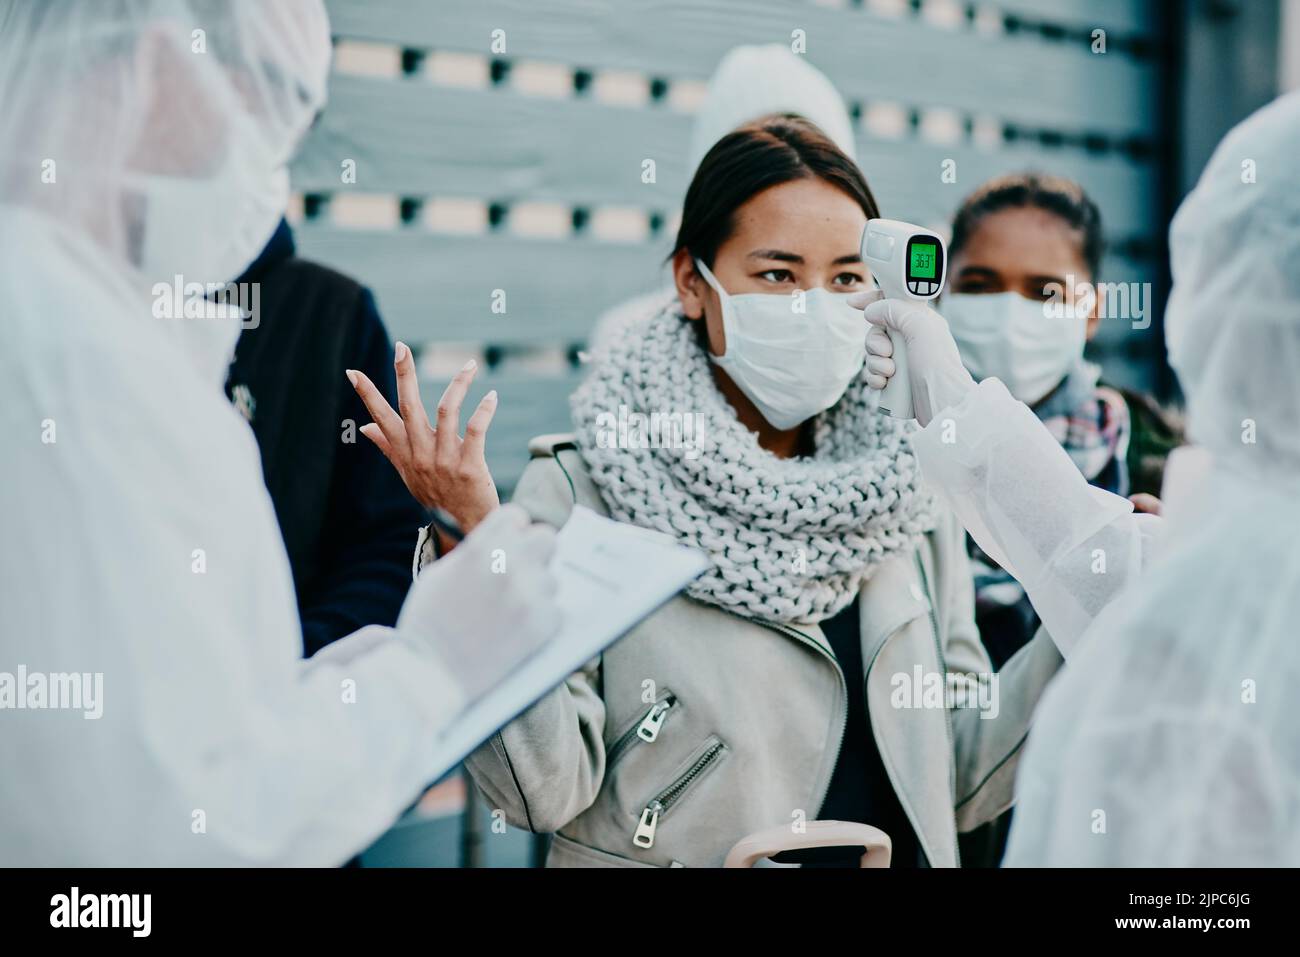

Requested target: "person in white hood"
[
  {"left": 853, "top": 89, "right": 1300, "bottom": 864},
  {"left": 0, "top": 0, "right": 559, "bottom": 865}
]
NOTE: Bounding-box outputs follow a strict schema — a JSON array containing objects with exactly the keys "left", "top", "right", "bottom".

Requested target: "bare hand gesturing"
[{"left": 348, "top": 342, "right": 500, "bottom": 543}]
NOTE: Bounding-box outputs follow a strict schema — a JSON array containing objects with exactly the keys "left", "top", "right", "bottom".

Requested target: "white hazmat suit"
[
  {"left": 1003, "top": 90, "right": 1300, "bottom": 865},
  {"left": 0, "top": 0, "right": 557, "bottom": 866},
  {"left": 862, "top": 90, "right": 1300, "bottom": 864}
]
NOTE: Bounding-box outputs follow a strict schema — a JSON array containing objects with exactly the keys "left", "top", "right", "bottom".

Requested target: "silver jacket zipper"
[
  {"left": 630, "top": 611, "right": 849, "bottom": 852},
  {"left": 637, "top": 698, "right": 673, "bottom": 742},
  {"left": 606, "top": 692, "right": 676, "bottom": 767},
  {"left": 633, "top": 739, "right": 726, "bottom": 848}
]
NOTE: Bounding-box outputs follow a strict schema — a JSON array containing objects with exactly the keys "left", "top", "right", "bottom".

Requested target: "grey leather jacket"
[{"left": 463, "top": 435, "right": 1064, "bottom": 867}]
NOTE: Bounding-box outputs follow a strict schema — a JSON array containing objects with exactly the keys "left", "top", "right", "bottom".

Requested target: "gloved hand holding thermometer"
[
  {"left": 857, "top": 220, "right": 947, "bottom": 418},
  {"left": 849, "top": 220, "right": 976, "bottom": 427}
]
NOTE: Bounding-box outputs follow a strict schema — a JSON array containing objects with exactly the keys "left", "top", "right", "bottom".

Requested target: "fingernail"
[
  {"left": 462, "top": 359, "right": 477, "bottom": 372},
  {"left": 486, "top": 390, "right": 498, "bottom": 402},
  {"left": 345, "top": 369, "right": 358, "bottom": 386},
  {"left": 394, "top": 341, "right": 408, "bottom": 363}
]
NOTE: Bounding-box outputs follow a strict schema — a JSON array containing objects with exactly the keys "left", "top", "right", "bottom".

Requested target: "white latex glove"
[
  {"left": 397, "top": 503, "right": 560, "bottom": 701},
  {"left": 847, "top": 293, "right": 977, "bottom": 427}
]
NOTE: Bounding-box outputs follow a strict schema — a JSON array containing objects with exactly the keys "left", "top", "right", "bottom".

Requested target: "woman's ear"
[{"left": 672, "top": 248, "right": 706, "bottom": 321}]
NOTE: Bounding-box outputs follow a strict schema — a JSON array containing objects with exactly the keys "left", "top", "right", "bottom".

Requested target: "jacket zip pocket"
[
  {"left": 606, "top": 691, "right": 676, "bottom": 768},
  {"left": 632, "top": 736, "right": 727, "bottom": 849}
]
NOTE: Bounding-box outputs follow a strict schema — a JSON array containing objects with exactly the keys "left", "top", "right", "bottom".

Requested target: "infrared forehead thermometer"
[{"left": 860, "top": 219, "right": 947, "bottom": 419}]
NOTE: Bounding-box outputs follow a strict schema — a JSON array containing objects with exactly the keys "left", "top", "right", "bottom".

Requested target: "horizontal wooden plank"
[
  {"left": 294, "top": 226, "right": 1157, "bottom": 350},
  {"left": 293, "top": 78, "right": 1160, "bottom": 237},
  {"left": 322, "top": 0, "right": 1158, "bottom": 138},
  {"left": 293, "top": 226, "right": 671, "bottom": 346}
]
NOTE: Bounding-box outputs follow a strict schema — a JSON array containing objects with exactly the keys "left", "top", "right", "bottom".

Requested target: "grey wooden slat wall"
[{"left": 293, "top": 0, "right": 1168, "bottom": 492}]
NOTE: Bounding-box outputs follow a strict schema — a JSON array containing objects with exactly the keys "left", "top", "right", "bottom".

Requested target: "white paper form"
[{"left": 427, "top": 506, "right": 709, "bottom": 776}]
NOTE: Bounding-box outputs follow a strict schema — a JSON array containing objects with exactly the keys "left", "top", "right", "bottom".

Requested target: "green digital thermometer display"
[{"left": 909, "top": 242, "right": 937, "bottom": 279}]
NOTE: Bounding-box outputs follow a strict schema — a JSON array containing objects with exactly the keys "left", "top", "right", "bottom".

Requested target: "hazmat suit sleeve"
[
  {"left": 1003, "top": 89, "right": 1300, "bottom": 865},
  {"left": 910, "top": 377, "right": 1163, "bottom": 658},
  {"left": 1, "top": 242, "right": 477, "bottom": 863}
]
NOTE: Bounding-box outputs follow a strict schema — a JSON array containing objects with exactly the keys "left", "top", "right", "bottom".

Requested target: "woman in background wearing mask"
[
  {"left": 942, "top": 174, "right": 1181, "bottom": 671},
  {"left": 430, "top": 116, "right": 1067, "bottom": 868}
]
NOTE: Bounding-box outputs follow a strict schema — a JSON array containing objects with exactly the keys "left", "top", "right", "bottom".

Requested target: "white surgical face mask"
[
  {"left": 942, "top": 290, "right": 1087, "bottom": 405},
  {"left": 695, "top": 258, "right": 866, "bottom": 430},
  {"left": 126, "top": 131, "right": 288, "bottom": 388},
  {"left": 129, "top": 163, "right": 290, "bottom": 287}
]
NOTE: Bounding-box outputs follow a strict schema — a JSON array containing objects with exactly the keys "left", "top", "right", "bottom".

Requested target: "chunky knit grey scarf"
[{"left": 570, "top": 304, "right": 936, "bottom": 625}]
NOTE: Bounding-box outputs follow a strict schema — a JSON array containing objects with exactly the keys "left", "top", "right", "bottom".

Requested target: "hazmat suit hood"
[
  {"left": 0, "top": 0, "right": 485, "bottom": 867},
  {"left": 1001, "top": 91, "right": 1300, "bottom": 865},
  {"left": 1164, "top": 90, "right": 1300, "bottom": 484},
  {"left": 0, "top": 0, "right": 330, "bottom": 384}
]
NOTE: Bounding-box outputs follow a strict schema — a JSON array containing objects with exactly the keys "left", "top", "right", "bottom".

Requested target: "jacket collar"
[
  {"left": 556, "top": 439, "right": 958, "bottom": 864},
  {"left": 236, "top": 217, "right": 295, "bottom": 285},
  {"left": 791, "top": 555, "right": 957, "bottom": 868}
]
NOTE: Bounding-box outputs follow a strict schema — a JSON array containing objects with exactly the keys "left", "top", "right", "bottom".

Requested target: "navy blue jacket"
[{"left": 228, "top": 221, "right": 428, "bottom": 656}]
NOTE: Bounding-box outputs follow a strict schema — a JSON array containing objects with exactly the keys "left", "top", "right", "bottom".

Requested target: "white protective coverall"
[
  {"left": 0, "top": 0, "right": 555, "bottom": 865},
  {"left": 893, "top": 91, "right": 1300, "bottom": 864}
]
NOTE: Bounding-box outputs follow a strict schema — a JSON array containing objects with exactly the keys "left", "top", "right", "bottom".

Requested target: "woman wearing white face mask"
[
  {"left": 449, "top": 116, "right": 1069, "bottom": 868},
  {"left": 587, "top": 42, "right": 862, "bottom": 356},
  {"left": 940, "top": 174, "right": 1182, "bottom": 671}
]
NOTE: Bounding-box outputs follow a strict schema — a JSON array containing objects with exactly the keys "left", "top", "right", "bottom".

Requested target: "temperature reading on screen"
[{"left": 909, "top": 243, "right": 937, "bottom": 280}]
